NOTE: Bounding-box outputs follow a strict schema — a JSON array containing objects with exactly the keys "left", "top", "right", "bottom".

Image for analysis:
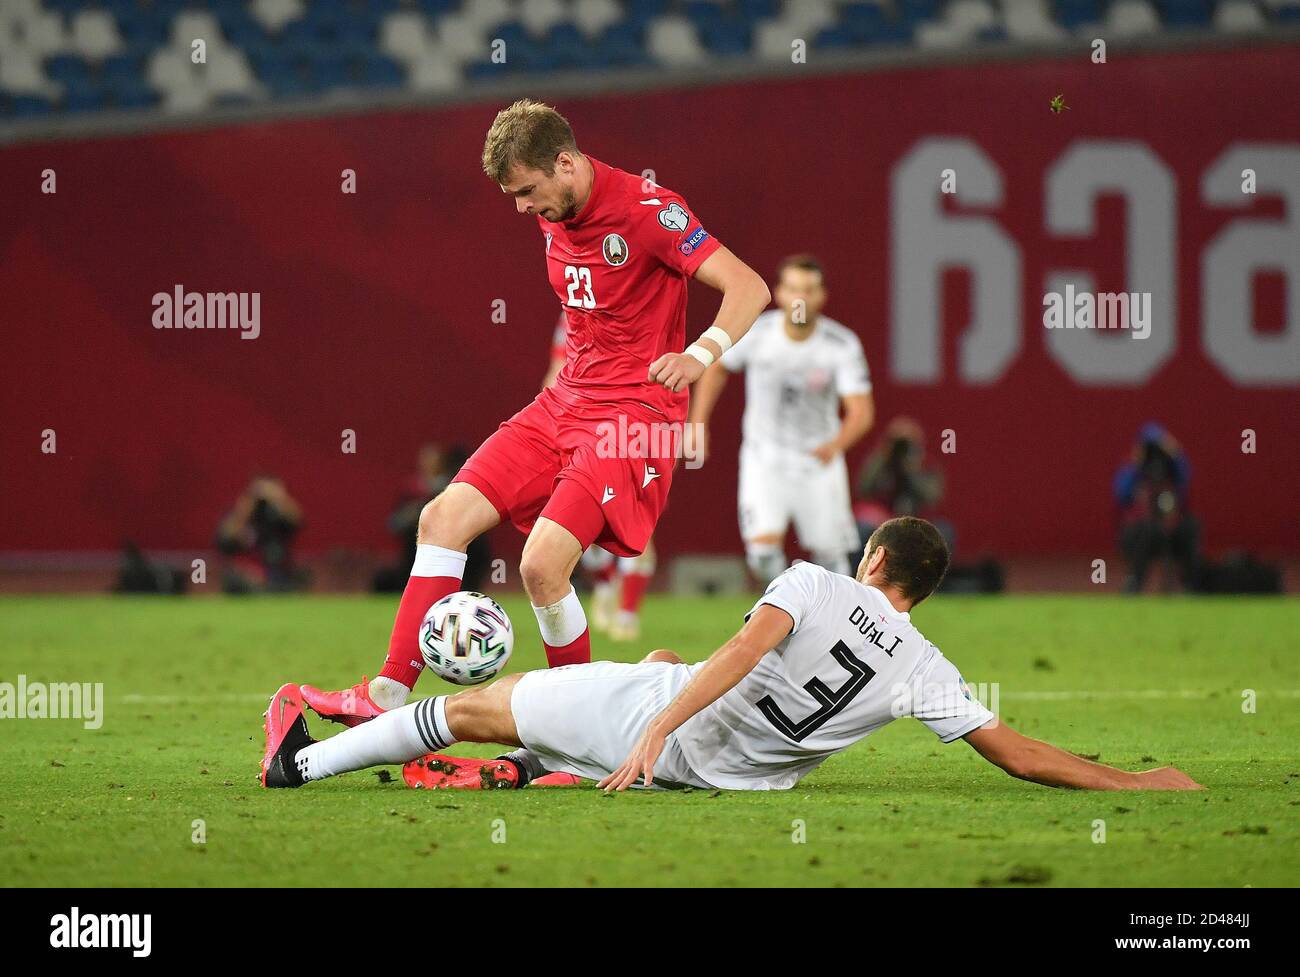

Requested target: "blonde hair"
[{"left": 481, "top": 99, "right": 579, "bottom": 183}]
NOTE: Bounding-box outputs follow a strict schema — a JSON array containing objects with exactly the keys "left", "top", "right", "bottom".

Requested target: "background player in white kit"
[
  {"left": 689, "top": 254, "right": 875, "bottom": 582},
  {"left": 262, "top": 517, "right": 1203, "bottom": 794}
]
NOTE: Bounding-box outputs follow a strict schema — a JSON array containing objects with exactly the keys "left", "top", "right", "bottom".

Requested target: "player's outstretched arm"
[
  {"left": 963, "top": 720, "right": 1205, "bottom": 791},
  {"left": 598, "top": 605, "right": 794, "bottom": 792},
  {"left": 648, "top": 246, "right": 769, "bottom": 392}
]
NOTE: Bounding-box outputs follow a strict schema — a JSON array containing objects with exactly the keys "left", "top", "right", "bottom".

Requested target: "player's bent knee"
[
  {"left": 418, "top": 485, "right": 494, "bottom": 549},
  {"left": 518, "top": 549, "right": 569, "bottom": 606}
]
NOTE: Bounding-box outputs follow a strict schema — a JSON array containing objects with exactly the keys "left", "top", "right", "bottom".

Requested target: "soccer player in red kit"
[{"left": 299, "top": 99, "right": 770, "bottom": 726}]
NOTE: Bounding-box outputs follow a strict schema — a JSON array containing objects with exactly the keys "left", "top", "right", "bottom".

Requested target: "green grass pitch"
[{"left": 1, "top": 593, "right": 1296, "bottom": 887}]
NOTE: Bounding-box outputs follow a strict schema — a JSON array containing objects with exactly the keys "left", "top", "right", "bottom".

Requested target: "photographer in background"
[
  {"left": 855, "top": 417, "right": 951, "bottom": 549},
  {"left": 1113, "top": 423, "right": 1200, "bottom": 593},
  {"left": 217, "top": 474, "right": 305, "bottom": 593}
]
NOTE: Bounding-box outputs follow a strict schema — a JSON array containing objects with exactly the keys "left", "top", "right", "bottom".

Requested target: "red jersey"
[{"left": 539, "top": 155, "right": 721, "bottom": 423}]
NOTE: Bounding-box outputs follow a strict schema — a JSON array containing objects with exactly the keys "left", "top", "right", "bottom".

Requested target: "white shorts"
[
  {"left": 738, "top": 445, "right": 860, "bottom": 553},
  {"left": 511, "top": 661, "right": 713, "bottom": 789}
]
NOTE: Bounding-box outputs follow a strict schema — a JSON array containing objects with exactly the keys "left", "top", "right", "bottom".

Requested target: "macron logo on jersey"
[
  {"left": 642, "top": 464, "right": 659, "bottom": 488},
  {"left": 602, "top": 486, "right": 616, "bottom": 505}
]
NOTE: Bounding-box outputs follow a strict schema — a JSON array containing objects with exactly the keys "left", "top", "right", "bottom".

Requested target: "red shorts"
[{"left": 452, "top": 386, "right": 679, "bottom": 557}]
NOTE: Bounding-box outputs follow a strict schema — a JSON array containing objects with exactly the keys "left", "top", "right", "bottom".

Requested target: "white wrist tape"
[
  {"left": 684, "top": 326, "right": 733, "bottom": 368},
  {"left": 700, "top": 325, "right": 733, "bottom": 354},
  {"left": 685, "top": 344, "right": 714, "bottom": 367}
]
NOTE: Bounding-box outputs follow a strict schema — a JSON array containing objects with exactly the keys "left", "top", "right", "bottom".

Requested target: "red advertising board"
[{"left": 1, "top": 44, "right": 1296, "bottom": 560}]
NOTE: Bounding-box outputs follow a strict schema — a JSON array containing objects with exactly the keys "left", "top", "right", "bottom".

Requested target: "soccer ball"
[{"left": 419, "top": 591, "right": 514, "bottom": 686}]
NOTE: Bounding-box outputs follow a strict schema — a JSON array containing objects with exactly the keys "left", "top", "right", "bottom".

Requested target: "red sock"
[
  {"left": 378, "top": 546, "right": 467, "bottom": 689},
  {"left": 544, "top": 627, "right": 591, "bottom": 668},
  {"left": 620, "top": 572, "right": 651, "bottom": 614}
]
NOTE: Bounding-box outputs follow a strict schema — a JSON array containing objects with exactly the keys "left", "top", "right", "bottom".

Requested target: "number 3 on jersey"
[
  {"left": 564, "top": 265, "right": 595, "bottom": 309},
  {"left": 757, "top": 640, "right": 876, "bottom": 742}
]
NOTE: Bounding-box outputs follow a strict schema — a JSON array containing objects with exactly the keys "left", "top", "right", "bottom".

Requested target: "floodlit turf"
[{"left": 1, "top": 593, "right": 1296, "bottom": 887}]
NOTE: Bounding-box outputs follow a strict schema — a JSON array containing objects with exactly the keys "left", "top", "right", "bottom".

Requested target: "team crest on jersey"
[
  {"left": 657, "top": 202, "right": 690, "bottom": 232},
  {"left": 602, "top": 233, "right": 629, "bottom": 266}
]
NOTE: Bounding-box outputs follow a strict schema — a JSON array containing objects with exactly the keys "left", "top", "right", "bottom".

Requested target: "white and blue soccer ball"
[{"left": 419, "top": 591, "right": 513, "bottom": 686}]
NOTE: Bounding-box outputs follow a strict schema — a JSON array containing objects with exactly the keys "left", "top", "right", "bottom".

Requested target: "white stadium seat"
[
  {"left": 1214, "top": 0, "right": 1267, "bottom": 29},
  {"left": 0, "top": 47, "right": 52, "bottom": 94},
  {"left": 250, "top": 0, "right": 306, "bottom": 34},
  {"left": 1105, "top": 0, "right": 1162, "bottom": 36},
  {"left": 435, "top": 12, "right": 492, "bottom": 64},
  {"left": 407, "top": 51, "right": 462, "bottom": 93},
  {"left": 572, "top": 0, "right": 624, "bottom": 38},
  {"left": 460, "top": 0, "right": 515, "bottom": 30},
  {"left": 379, "top": 11, "right": 435, "bottom": 64},
  {"left": 69, "top": 9, "right": 124, "bottom": 61},
  {"left": 170, "top": 12, "right": 226, "bottom": 48},
  {"left": 519, "top": 0, "right": 571, "bottom": 39},
  {"left": 1002, "top": 0, "right": 1069, "bottom": 40},
  {"left": 646, "top": 15, "right": 709, "bottom": 67},
  {"left": 0, "top": 6, "right": 66, "bottom": 58}
]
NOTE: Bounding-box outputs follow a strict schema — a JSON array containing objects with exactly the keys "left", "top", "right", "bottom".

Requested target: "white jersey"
[
  {"left": 721, "top": 310, "right": 871, "bottom": 457},
  {"left": 673, "top": 561, "right": 994, "bottom": 790}
]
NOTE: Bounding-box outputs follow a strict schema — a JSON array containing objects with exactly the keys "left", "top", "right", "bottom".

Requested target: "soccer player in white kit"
[
  {"left": 261, "top": 517, "right": 1203, "bottom": 794},
  {"left": 689, "top": 254, "right": 875, "bottom": 583}
]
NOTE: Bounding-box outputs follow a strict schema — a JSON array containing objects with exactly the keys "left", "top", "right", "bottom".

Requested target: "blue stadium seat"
[
  {"left": 101, "top": 54, "right": 146, "bottom": 88},
  {"left": 108, "top": 80, "right": 159, "bottom": 110},
  {"left": 9, "top": 94, "right": 56, "bottom": 117},
  {"left": 360, "top": 54, "right": 404, "bottom": 88},
  {"left": 624, "top": 0, "right": 672, "bottom": 28},
  {"left": 545, "top": 23, "right": 600, "bottom": 70},
  {"left": 841, "top": 4, "right": 889, "bottom": 40},
  {"left": 63, "top": 87, "right": 108, "bottom": 113},
  {"left": 45, "top": 54, "right": 93, "bottom": 90},
  {"left": 896, "top": 0, "right": 943, "bottom": 23},
  {"left": 684, "top": 4, "right": 753, "bottom": 55},
  {"left": 599, "top": 21, "right": 651, "bottom": 67},
  {"left": 738, "top": 0, "right": 781, "bottom": 19},
  {"left": 1055, "top": 0, "right": 1103, "bottom": 28},
  {"left": 415, "top": 0, "right": 460, "bottom": 16},
  {"left": 1156, "top": 0, "right": 1214, "bottom": 25}
]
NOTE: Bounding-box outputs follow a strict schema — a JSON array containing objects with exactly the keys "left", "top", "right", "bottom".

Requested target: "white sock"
[
  {"left": 746, "top": 543, "right": 786, "bottom": 584},
  {"left": 369, "top": 676, "right": 412, "bottom": 710},
  {"left": 296, "top": 696, "right": 455, "bottom": 782},
  {"left": 412, "top": 543, "right": 467, "bottom": 579},
  {"left": 531, "top": 586, "right": 587, "bottom": 647},
  {"left": 368, "top": 545, "right": 468, "bottom": 711}
]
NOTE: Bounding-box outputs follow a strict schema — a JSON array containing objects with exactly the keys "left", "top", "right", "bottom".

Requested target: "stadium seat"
[
  {"left": 573, "top": 0, "right": 625, "bottom": 37},
  {"left": 249, "top": 0, "right": 306, "bottom": 34},
  {"left": 1054, "top": 0, "right": 1103, "bottom": 28},
  {"left": 1213, "top": 0, "right": 1267, "bottom": 29},
  {"left": 646, "top": 14, "right": 709, "bottom": 65},
  {"left": 1157, "top": 0, "right": 1215, "bottom": 24},
  {"left": 519, "top": 0, "right": 572, "bottom": 38},
  {"left": 68, "top": 9, "right": 125, "bottom": 61},
  {"left": 1, "top": 48, "right": 53, "bottom": 96},
  {"left": 1003, "top": 0, "right": 1070, "bottom": 40},
  {"left": 1106, "top": 0, "right": 1163, "bottom": 33}
]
